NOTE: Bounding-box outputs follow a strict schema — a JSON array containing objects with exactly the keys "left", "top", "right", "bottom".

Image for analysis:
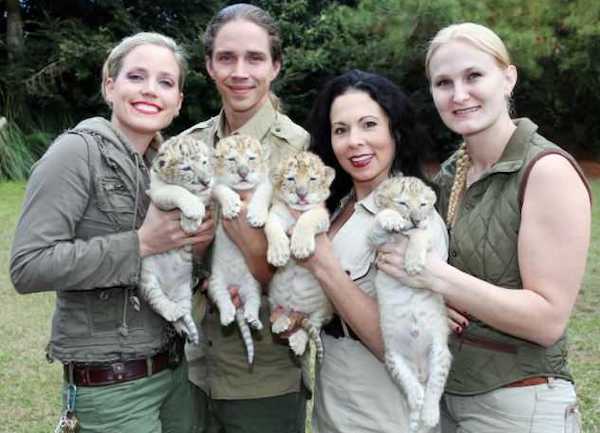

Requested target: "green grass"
[
  {"left": 1, "top": 180, "right": 599, "bottom": 433},
  {"left": 0, "top": 182, "right": 62, "bottom": 433}
]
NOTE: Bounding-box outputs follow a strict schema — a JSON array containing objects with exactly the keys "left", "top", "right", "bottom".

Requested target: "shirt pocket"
[{"left": 96, "top": 176, "right": 136, "bottom": 230}]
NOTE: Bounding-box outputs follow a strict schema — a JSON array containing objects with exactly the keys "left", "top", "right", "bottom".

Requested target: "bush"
[{"left": 0, "top": 119, "right": 38, "bottom": 181}]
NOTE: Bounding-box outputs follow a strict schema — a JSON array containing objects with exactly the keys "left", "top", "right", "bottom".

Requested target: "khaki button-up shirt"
[{"left": 183, "top": 100, "right": 309, "bottom": 399}]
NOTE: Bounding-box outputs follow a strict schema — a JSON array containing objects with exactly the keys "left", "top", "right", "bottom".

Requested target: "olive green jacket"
[
  {"left": 10, "top": 117, "right": 170, "bottom": 363},
  {"left": 182, "top": 100, "right": 309, "bottom": 399},
  {"left": 435, "top": 118, "right": 589, "bottom": 395}
]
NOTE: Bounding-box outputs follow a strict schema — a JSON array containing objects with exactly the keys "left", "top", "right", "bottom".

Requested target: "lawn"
[{"left": 1, "top": 180, "right": 599, "bottom": 433}]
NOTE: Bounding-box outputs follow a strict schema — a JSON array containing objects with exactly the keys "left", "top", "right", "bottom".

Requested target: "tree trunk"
[{"left": 6, "top": 0, "right": 24, "bottom": 62}]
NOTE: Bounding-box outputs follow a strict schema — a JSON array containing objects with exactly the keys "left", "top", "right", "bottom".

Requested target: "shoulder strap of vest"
[{"left": 518, "top": 148, "right": 592, "bottom": 209}]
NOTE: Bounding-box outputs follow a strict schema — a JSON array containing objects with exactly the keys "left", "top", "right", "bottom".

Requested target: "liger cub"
[
  {"left": 368, "top": 176, "right": 451, "bottom": 433},
  {"left": 139, "top": 135, "right": 214, "bottom": 345},
  {"left": 266, "top": 151, "right": 335, "bottom": 362},
  {"left": 208, "top": 134, "right": 272, "bottom": 365}
]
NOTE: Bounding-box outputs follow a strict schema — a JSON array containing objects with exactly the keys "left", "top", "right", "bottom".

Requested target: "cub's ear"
[{"left": 324, "top": 166, "right": 336, "bottom": 187}]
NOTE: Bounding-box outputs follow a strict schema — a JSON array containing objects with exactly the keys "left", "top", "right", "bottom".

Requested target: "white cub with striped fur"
[
  {"left": 208, "top": 134, "right": 272, "bottom": 365},
  {"left": 369, "top": 176, "right": 451, "bottom": 433},
  {"left": 266, "top": 151, "right": 335, "bottom": 361},
  {"left": 139, "top": 135, "right": 214, "bottom": 345}
]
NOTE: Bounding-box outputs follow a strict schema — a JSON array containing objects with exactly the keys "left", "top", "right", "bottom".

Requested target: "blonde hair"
[
  {"left": 101, "top": 32, "right": 188, "bottom": 106},
  {"left": 445, "top": 143, "right": 471, "bottom": 227},
  {"left": 426, "top": 23, "right": 511, "bottom": 226},
  {"left": 425, "top": 22, "right": 511, "bottom": 80}
]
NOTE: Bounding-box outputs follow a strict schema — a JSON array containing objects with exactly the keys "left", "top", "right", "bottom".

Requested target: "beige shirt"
[
  {"left": 183, "top": 100, "right": 309, "bottom": 399},
  {"left": 313, "top": 189, "right": 448, "bottom": 433}
]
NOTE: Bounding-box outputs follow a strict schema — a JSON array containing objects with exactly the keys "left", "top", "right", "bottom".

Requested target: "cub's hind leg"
[
  {"left": 208, "top": 270, "right": 236, "bottom": 326},
  {"left": 421, "top": 331, "right": 452, "bottom": 430},
  {"left": 385, "top": 351, "right": 425, "bottom": 432},
  {"left": 139, "top": 267, "right": 186, "bottom": 322},
  {"left": 240, "top": 279, "right": 263, "bottom": 330}
]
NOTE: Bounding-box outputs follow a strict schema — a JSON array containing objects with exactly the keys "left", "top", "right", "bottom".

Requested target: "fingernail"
[
  {"left": 454, "top": 326, "right": 463, "bottom": 335},
  {"left": 462, "top": 321, "right": 469, "bottom": 328}
]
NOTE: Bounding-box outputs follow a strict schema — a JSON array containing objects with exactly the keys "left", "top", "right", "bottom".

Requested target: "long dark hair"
[
  {"left": 203, "top": 3, "right": 282, "bottom": 64},
  {"left": 307, "top": 69, "right": 433, "bottom": 212}
]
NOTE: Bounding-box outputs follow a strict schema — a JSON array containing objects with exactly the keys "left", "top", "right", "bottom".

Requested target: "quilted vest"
[{"left": 435, "top": 118, "right": 588, "bottom": 395}]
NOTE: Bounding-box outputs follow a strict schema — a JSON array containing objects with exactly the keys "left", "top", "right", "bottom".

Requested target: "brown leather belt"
[
  {"left": 455, "top": 334, "right": 518, "bottom": 354},
  {"left": 65, "top": 351, "right": 171, "bottom": 387},
  {"left": 504, "top": 376, "right": 549, "bottom": 388}
]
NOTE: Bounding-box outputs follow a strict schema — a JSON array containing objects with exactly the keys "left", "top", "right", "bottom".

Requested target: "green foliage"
[
  {"left": 1, "top": 0, "right": 600, "bottom": 164},
  {"left": 0, "top": 120, "right": 36, "bottom": 181}
]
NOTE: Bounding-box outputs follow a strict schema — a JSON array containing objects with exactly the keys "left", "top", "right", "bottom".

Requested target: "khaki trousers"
[{"left": 441, "top": 378, "right": 581, "bottom": 433}]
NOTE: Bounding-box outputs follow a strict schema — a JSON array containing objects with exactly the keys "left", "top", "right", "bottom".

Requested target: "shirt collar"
[
  {"left": 215, "top": 99, "right": 277, "bottom": 141},
  {"left": 335, "top": 188, "right": 379, "bottom": 218}
]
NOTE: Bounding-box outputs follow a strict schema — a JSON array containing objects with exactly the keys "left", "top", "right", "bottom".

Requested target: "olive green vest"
[{"left": 435, "top": 118, "right": 588, "bottom": 395}]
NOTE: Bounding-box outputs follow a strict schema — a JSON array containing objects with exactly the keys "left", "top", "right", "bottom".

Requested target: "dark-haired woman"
[{"left": 303, "top": 69, "right": 448, "bottom": 433}]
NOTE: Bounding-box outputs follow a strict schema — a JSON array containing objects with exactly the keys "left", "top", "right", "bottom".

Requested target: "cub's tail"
[
  {"left": 301, "top": 318, "right": 324, "bottom": 362},
  {"left": 236, "top": 308, "right": 255, "bottom": 365}
]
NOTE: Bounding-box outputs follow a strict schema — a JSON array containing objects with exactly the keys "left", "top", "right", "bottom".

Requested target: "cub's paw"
[
  {"left": 406, "top": 384, "right": 425, "bottom": 412},
  {"left": 289, "top": 330, "right": 309, "bottom": 356},
  {"left": 290, "top": 230, "right": 315, "bottom": 260},
  {"left": 181, "top": 202, "right": 205, "bottom": 221},
  {"left": 420, "top": 401, "right": 440, "bottom": 429},
  {"left": 271, "top": 314, "right": 291, "bottom": 334},
  {"left": 181, "top": 215, "right": 202, "bottom": 234},
  {"left": 221, "top": 196, "right": 242, "bottom": 219},
  {"left": 218, "top": 302, "right": 236, "bottom": 326},
  {"left": 267, "top": 238, "right": 290, "bottom": 267},
  {"left": 404, "top": 249, "right": 426, "bottom": 275},
  {"left": 378, "top": 209, "right": 410, "bottom": 232},
  {"left": 162, "top": 302, "right": 187, "bottom": 322},
  {"left": 244, "top": 310, "right": 263, "bottom": 330},
  {"left": 246, "top": 202, "right": 268, "bottom": 228}
]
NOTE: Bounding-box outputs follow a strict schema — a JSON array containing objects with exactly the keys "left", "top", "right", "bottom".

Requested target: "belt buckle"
[{"left": 112, "top": 362, "right": 126, "bottom": 382}]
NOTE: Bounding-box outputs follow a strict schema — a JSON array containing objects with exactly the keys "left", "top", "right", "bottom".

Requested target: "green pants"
[
  {"left": 66, "top": 361, "right": 193, "bottom": 433},
  {"left": 191, "top": 384, "right": 306, "bottom": 433}
]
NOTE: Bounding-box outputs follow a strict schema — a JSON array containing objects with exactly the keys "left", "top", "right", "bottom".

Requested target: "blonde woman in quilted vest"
[{"left": 376, "top": 22, "right": 591, "bottom": 433}]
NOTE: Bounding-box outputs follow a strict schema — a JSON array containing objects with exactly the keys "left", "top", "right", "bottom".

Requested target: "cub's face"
[
  {"left": 153, "top": 135, "right": 214, "bottom": 192},
  {"left": 274, "top": 151, "right": 335, "bottom": 211},
  {"left": 375, "top": 177, "right": 436, "bottom": 228},
  {"left": 214, "top": 135, "right": 269, "bottom": 190}
]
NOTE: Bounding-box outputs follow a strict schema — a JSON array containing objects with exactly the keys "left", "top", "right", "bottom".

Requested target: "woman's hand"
[
  {"left": 446, "top": 305, "right": 470, "bottom": 335},
  {"left": 138, "top": 203, "right": 213, "bottom": 257},
  {"left": 375, "top": 236, "right": 437, "bottom": 290}
]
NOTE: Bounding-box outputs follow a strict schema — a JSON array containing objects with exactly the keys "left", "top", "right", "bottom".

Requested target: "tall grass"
[
  {"left": 0, "top": 119, "right": 54, "bottom": 181},
  {"left": 0, "top": 120, "right": 36, "bottom": 180}
]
